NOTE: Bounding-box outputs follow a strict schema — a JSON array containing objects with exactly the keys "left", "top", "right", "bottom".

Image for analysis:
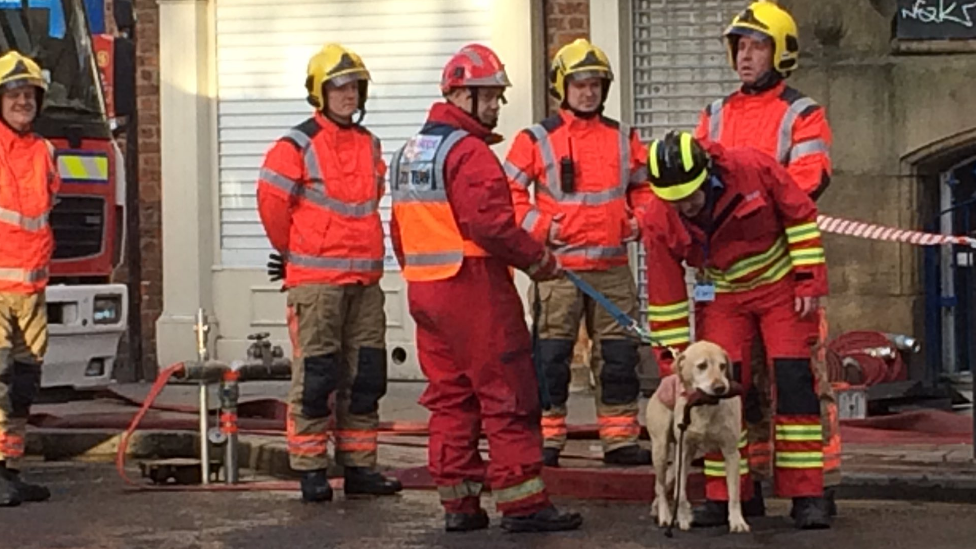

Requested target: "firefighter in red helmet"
[{"left": 390, "top": 43, "right": 582, "bottom": 533}]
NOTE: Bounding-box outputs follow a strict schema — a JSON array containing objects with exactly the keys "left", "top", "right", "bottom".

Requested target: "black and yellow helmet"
[
  {"left": 548, "top": 38, "right": 613, "bottom": 104},
  {"left": 0, "top": 51, "right": 47, "bottom": 94},
  {"left": 724, "top": 1, "right": 800, "bottom": 77},
  {"left": 647, "top": 131, "right": 711, "bottom": 202},
  {"left": 305, "top": 43, "right": 370, "bottom": 112}
]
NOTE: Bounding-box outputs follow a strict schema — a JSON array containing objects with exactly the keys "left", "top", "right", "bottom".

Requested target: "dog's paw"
[
  {"left": 656, "top": 504, "right": 673, "bottom": 528},
  {"left": 677, "top": 502, "right": 693, "bottom": 531},
  {"left": 729, "top": 517, "right": 751, "bottom": 534}
]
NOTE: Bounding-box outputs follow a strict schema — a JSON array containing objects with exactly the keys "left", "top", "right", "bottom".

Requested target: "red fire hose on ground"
[{"left": 826, "top": 330, "right": 916, "bottom": 386}]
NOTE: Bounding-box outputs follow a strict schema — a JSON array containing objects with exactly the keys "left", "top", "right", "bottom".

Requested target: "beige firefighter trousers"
[
  {"left": 286, "top": 283, "right": 387, "bottom": 471},
  {"left": 535, "top": 265, "right": 642, "bottom": 452},
  {"left": 0, "top": 292, "right": 47, "bottom": 469}
]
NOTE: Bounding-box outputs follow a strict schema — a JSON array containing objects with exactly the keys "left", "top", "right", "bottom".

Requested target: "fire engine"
[{"left": 1, "top": 0, "right": 135, "bottom": 389}]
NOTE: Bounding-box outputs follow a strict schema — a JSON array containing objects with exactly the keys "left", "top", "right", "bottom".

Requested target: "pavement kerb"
[{"left": 25, "top": 428, "right": 976, "bottom": 504}]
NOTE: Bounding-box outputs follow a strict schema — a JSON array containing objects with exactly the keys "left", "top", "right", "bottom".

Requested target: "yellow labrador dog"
[{"left": 646, "top": 340, "right": 749, "bottom": 533}]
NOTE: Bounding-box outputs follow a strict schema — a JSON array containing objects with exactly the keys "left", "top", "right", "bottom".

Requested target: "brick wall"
[
  {"left": 544, "top": 0, "right": 590, "bottom": 114},
  {"left": 135, "top": 0, "right": 162, "bottom": 378}
]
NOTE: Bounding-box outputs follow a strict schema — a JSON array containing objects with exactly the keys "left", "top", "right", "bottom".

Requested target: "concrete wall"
[{"left": 780, "top": 0, "right": 976, "bottom": 343}]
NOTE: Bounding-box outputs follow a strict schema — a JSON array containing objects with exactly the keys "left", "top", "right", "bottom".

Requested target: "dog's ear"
[{"left": 675, "top": 351, "right": 692, "bottom": 388}]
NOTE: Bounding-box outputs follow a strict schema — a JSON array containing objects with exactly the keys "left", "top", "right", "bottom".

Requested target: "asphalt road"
[{"left": 2, "top": 462, "right": 976, "bottom": 549}]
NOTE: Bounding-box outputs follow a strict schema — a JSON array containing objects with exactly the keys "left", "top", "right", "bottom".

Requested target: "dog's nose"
[{"left": 711, "top": 382, "right": 728, "bottom": 395}]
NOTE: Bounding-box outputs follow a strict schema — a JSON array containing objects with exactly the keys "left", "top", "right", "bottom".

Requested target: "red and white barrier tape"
[{"left": 818, "top": 215, "right": 976, "bottom": 249}]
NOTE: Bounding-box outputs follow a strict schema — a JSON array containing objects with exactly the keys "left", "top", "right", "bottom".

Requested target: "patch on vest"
[{"left": 398, "top": 135, "right": 442, "bottom": 191}]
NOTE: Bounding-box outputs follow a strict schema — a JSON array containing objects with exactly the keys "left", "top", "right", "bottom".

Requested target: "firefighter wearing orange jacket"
[
  {"left": 504, "top": 39, "right": 653, "bottom": 467},
  {"left": 643, "top": 131, "right": 832, "bottom": 529},
  {"left": 256, "top": 43, "right": 401, "bottom": 503},
  {"left": 693, "top": 0, "right": 840, "bottom": 518},
  {"left": 0, "top": 52, "right": 58, "bottom": 507},
  {"left": 390, "top": 44, "right": 582, "bottom": 533}
]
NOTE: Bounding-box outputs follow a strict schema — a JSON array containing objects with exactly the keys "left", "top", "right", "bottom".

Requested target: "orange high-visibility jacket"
[
  {"left": 0, "top": 123, "right": 60, "bottom": 294},
  {"left": 695, "top": 81, "right": 832, "bottom": 200},
  {"left": 257, "top": 113, "right": 387, "bottom": 286},
  {"left": 504, "top": 110, "right": 653, "bottom": 271}
]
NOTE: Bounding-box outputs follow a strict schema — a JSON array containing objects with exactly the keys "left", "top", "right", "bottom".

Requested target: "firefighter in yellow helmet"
[
  {"left": 690, "top": 1, "right": 838, "bottom": 528},
  {"left": 504, "top": 38, "right": 654, "bottom": 467},
  {"left": 257, "top": 43, "right": 401, "bottom": 502},
  {"left": 0, "top": 51, "right": 59, "bottom": 507}
]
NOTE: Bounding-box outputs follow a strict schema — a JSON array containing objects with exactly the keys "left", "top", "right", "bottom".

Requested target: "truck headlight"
[{"left": 93, "top": 295, "right": 122, "bottom": 324}]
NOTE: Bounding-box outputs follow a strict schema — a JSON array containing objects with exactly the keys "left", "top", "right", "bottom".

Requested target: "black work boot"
[
  {"left": 791, "top": 497, "right": 832, "bottom": 530},
  {"left": 1, "top": 463, "right": 47, "bottom": 505},
  {"left": 791, "top": 488, "right": 837, "bottom": 519},
  {"left": 501, "top": 505, "right": 583, "bottom": 533},
  {"left": 0, "top": 469, "right": 21, "bottom": 507},
  {"left": 300, "top": 470, "right": 334, "bottom": 503},
  {"left": 542, "top": 448, "right": 560, "bottom": 468},
  {"left": 343, "top": 467, "right": 403, "bottom": 496},
  {"left": 445, "top": 509, "right": 490, "bottom": 532},
  {"left": 603, "top": 445, "right": 652, "bottom": 466}
]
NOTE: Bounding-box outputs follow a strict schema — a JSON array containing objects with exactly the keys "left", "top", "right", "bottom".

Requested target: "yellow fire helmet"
[
  {"left": 548, "top": 38, "right": 613, "bottom": 104},
  {"left": 305, "top": 43, "right": 370, "bottom": 113},
  {"left": 647, "top": 131, "right": 711, "bottom": 202},
  {"left": 724, "top": 1, "right": 800, "bottom": 77},
  {"left": 0, "top": 51, "right": 48, "bottom": 94}
]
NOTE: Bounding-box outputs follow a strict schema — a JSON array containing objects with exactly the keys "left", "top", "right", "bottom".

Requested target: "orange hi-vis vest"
[
  {"left": 0, "top": 123, "right": 59, "bottom": 294},
  {"left": 256, "top": 114, "right": 386, "bottom": 286},
  {"left": 390, "top": 123, "right": 488, "bottom": 282}
]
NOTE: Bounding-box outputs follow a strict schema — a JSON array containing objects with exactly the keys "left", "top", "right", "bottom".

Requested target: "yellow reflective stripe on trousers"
[
  {"left": 494, "top": 476, "right": 546, "bottom": 504},
  {"left": 775, "top": 425, "right": 823, "bottom": 442},
  {"left": 775, "top": 452, "right": 824, "bottom": 469},
  {"left": 437, "top": 481, "right": 484, "bottom": 501},
  {"left": 703, "top": 459, "right": 749, "bottom": 476},
  {"left": 647, "top": 300, "right": 690, "bottom": 322},
  {"left": 652, "top": 326, "right": 691, "bottom": 346}
]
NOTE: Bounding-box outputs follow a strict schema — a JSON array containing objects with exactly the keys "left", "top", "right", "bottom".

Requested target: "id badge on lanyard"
[{"left": 693, "top": 238, "right": 716, "bottom": 303}]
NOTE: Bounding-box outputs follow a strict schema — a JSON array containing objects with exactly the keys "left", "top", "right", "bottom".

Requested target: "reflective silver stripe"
[
  {"left": 284, "top": 128, "right": 312, "bottom": 151},
  {"left": 0, "top": 207, "right": 48, "bottom": 232},
  {"left": 555, "top": 245, "right": 627, "bottom": 259},
  {"left": 403, "top": 250, "right": 463, "bottom": 267},
  {"left": 619, "top": 123, "right": 631, "bottom": 193},
  {"left": 528, "top": 124, "right": 629, "bottom": 206},
  {"left": 434, "top": 130, "right": 470, "bottom": 185},
  {"left": 261, "top": 166, "right": 377, "bottom": 217},
  {"left": 390, "top": 187, "right": 448, "bottom": 203},
  {"left": 527, "top": 124, "right": 561, "bottom": 198},
  {"left": 288, "top": 254, "right": 382, "bottom": 272},
  {"left": 0, "top": 266, "right": 47, "bottom": 283},
  {"left": 708, "top": 98, "right": 724, "bottom": 142},
  {"left": 504, "top": 160, "right": 531, "bottom": 187},
  {"left": 788, "top": 138, "right": 829, "bottom": 163},
  {"left": 259, "top": 167, "right": 300, "bottom": 196},
  {"left": 629, "top": 165, "right": 649, "bottom": 186},
  {"left": 522, "top": 208, "right": 540, "bottom": 231},
  {"left": 777, "top": 97, "right": 819, "bottom": 165},
  {"left": 561, "top": 186, "right": 625, "bottom": 205}
]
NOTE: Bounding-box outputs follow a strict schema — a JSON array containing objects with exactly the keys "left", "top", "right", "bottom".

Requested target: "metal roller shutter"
[
  {"left": 214, "top": 0, "right": 492, "bottom": 268},
  {"left": 630, "top": 0, "right": 746, "bottom": 329}
]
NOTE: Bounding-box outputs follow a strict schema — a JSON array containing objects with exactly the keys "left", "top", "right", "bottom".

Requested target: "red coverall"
[
  {"left": 390, "top": 102, "right": 553, "bottom": 517},
  {"left": 695, "top": 80, "right": 840, "bottom": 487},
  {"left": 643, "top": 143, "right": 828, "bottom": 500}
]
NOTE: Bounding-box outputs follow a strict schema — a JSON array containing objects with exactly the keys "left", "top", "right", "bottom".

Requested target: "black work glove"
[{"left": 267, "top": 253, "right": 286, "bottom": 282}]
